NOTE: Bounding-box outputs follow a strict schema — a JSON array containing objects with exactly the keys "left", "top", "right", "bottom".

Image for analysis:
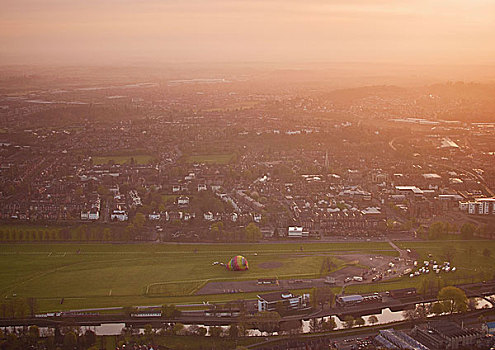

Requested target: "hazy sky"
[{"left": 1, "top": 0, "right": 494, "bottom": 65}]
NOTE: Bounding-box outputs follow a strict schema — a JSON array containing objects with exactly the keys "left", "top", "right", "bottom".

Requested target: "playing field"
[
  {"left": 397, "top": 240, "right": 495, "bottom": 280},
  {"left": 0, "top": 241, "right": 394, "bottom": 311},
  {"left": 92, "top": 154, "right": 155, "bottom": 165},
  {"left": 185, "top": 153, "right": 235, "bottom": 164},
  {"left": 2, "top": 240, "right": 492, "bottom": 312},
  {"left": 345, "top": 240, "right": 495, "bottom": 295}
]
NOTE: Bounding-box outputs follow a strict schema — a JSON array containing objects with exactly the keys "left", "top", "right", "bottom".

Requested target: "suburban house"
[
  {"left": 177, "top": 196, "right": 189, "bottom": 206},
  {"left": 111, "top": 209, "right": 128, "bottom": 221},
  {"left": 148, "top": 212, "right": 161, "bottom": 220}
]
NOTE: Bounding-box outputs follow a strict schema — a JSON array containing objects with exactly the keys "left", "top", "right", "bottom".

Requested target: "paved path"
[{"left": 386, "top": 238, "right": 407, "bottom": 259}]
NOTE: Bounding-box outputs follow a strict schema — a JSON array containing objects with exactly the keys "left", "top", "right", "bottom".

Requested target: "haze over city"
[{"left": 1, "top": 0, "right": 495, "bottom": 67}]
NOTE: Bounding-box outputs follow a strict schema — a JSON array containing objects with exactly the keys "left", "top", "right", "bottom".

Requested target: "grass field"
[
  {"left": 2, "top": 240, "right": 492, "bottom": 312},
  {"left": 101, "top": 334, "right": 259, "bottom": 350},
  {"left": 185, "top": 153, "right": 235, "bottom": 164},
  {"left": 92, "top": 154, "right": 155, "bottom": 165},
  {"left": 0, "top": 241, "right": 393, "bottom": 311},
  {"left": 162, "top": 194, "right": 179, "bottom": 204},
  {"left": 397, "top": 240, "right": 495, "bottom": 280},
  {"left": 203, "top": 101, "right": 259, "bottom": 113},
  {"left": 346, "top": 240, "right": 495, "bottom": 295}
]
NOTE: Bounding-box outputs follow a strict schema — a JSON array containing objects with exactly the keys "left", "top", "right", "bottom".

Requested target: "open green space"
[
  {"left": 185, "top": 153, "right": 235, "bottom": 164},
  {"left": 0, "top": 242, "right": 393, "bottom": 311},
  {"left": 93, "top": 334, "right": 259, "bottom": 350},
  {"left": 6, "top": 240, "right": 492, "bottom": 311},
  {"left": 346, "top": 240, "right": 495, "bottom": 295},
  {"left": 92, "top": 154, "right": 155, "bottom": 165},
  {"left": 161, "top": 194, "right": 179, "bottom": 204},
  {"left": 397, "top": 240, "right": 495, "bottom": 279},
  {"left": 143, "top": 335, "right": 259, "bottom": 350}
]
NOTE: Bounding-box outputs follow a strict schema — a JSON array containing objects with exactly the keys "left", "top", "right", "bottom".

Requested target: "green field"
[
  {"left": 0, "top": 241, "right": 393, "bottom": 311},
  {"left": 185, "top": 153, "right": 235, "bottom": 164},
  {"left": 397, "top": 240, "right": 495, "bottom": 280},
  {"left": 92, "top": 154, "right": 155, "bottom": 165},
  {"left": 2, "top": 240, "right": 492, "bottom": 312},
  {"left": 346, "top": 240, "right": 495, "bottom": 295},
  {"left": 101, "top": 334, "right": 259, "bottom": 350},
  {"left": 162, "top": 194, "right": 179, "bottom": 204}
]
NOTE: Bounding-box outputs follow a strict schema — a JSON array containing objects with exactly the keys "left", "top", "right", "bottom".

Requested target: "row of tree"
[
  {"left": 0, "top": 326, "right": 99, "bottom": 350},
  {"left": 0, "top": 297, "right": 38, "bottom": 319},
  {"left": 424, "top": 221, "right": 491, "bottom": 240},
  {"left": 0, "top": 225, "right": 135, "bottom": 242},
  {"left": 403, "top": 286, "right": 470, "bottom": 321}
]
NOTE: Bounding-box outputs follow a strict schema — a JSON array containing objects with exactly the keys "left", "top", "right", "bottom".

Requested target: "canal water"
[{"left": 8, "top": 295, "right": 494, "bottom": 337}]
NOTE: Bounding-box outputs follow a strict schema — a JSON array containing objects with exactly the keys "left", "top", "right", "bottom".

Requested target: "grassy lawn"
[
  {"left": 0, "top": 224, "right": 63, "bottom": 232},
  {"left": 36, "top": 288, "right": 319, "bottom": 313},
  {"left": 397, "top": 240, "right": 495, "bottom": 280},
  {"left": 345, "top": 276, "right": 424, "bottom": 295},
  {"left": 92, "top": 154, "right": 155, "bottom": 165},
  {"left": 203, "top": 101, "right": 259, "bottom": 112},
  {"left": 152, "top": 335, "right": 259, "bottom": 349},
  {"left": 345, "top": 240, "right": 495, "bottom": 296},
  {"left": 185, "top": 153, "right": 235, "bottom": 164},
  {"left": 1, "top": 239, "right": 492, "bottom": 311},
  {"left": 162, "top": 194, "right": 179, "bottom": 204},
  {"left": 99, "top": 334, "right": 259, "bottom": 350},
  {"left": 0, "top": 242, "right": 392, "bottom": 311}
]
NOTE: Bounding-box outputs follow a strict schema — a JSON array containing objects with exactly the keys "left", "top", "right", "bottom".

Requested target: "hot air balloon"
[{"left": 226, "top": 255, "right": 249, "bottom": 271}]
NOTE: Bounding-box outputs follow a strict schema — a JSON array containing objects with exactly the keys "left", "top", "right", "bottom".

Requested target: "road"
[{"left": 3, "top": 281, "right": 493, "bottom": 329}]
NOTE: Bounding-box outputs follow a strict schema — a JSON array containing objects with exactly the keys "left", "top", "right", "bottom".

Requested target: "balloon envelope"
[{"left": 227, "top": 255, "right": 249, "bottom": 271}]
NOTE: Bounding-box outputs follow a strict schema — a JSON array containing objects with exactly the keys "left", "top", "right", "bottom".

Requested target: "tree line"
[
  {"left": 0, "top": 224, "right": 146, "bottom": 242},
  {"left": 423, "top": 221, "right": 493, "bottom": 240}
]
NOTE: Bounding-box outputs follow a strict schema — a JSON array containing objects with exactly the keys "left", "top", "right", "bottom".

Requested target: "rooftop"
[{"left": 258, "top": 291, "right": 296, "bottom": 303}]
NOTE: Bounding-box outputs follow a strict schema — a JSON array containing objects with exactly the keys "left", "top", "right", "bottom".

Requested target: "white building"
[
  {"left": 468, "top": 202, "right": 477, "bottom": 214},
  {"left": 149, "top": 212, "right": 161, "bottom": 220},
  {"left": 88, "top": 210, "right": 99, "bottom": 220},
  {"left": 177, "top": 196, "right": 189, "bottom": 206},
  {"left": 81, "top": 209, "right": 100, "bottom": 221},
  {"left": 257, "top": 291, "right": 310, "bottom": 312},
  {"left": 395, "top": 186, "right": 424, "bottom": 196},
  {"left": 288, "top": 226, "right": 308, "bottom": 238},
  {"left": 129, "top": 190, "right": 142, "bottom": 207},
  {"left": 111, "top": 209, "right": 128, "bottom": 221},
  {"left": 461, "top": 198, "right": 495, "bottom": 215},
  {"left": 183, "top": 212, "right": 194, "bottom": 221},
  {"left": 253, "top": 213, "right": 262, "bottom": 223}
]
